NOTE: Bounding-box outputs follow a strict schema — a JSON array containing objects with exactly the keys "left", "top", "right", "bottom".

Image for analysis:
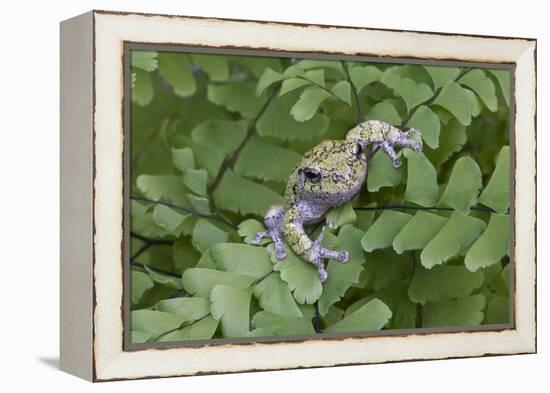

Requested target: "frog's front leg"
[
  {"left": 251, "top": 204, "right": 287, "bottom": 259},
  {"left": 283, "top": 203, "right": 349, "bottom": 282},
  {"left": 378, "top": 140, "right": 402, "bottom": 168},
  {"left": 378, "top": 128, "right": 423, "bottom": 168}
]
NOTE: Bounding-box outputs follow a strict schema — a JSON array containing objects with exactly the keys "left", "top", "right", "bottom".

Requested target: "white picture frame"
[{"left": 60, "top": 10, "right": 536, "bottom": 381}]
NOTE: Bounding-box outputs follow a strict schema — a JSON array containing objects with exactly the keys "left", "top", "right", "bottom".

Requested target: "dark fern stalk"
[
  {"left": 130, "top": 259, "right": 182, "bottom": 278},
  {"left": 130, "top": 196, "right": 237, "bottom": 230},
  {"left": 130, "top": 232, "right": 174, "bottom": 259},
  {"left": 354, "top": 205, "right": 497, "bottom": 213},
  {"left": 399, "top": 67, "right": 472, "bottom": 128},
  {"left": 208, "top": 87, "right": 279, "bottom": 194},
  {"left": 313, "top": 301, "right": 322, "bottom": 333},
  {"left": 154, "top": 313, "right": 211, "bottom": 341},
  {"left": 294, "top": 76, "right": 350, "bottom": 107},
  {"left": 341, "top": 60, "right": 364, "bottom": 123},
  {"left": 130, "top": 231, "right": 175, "bottom": 245}
]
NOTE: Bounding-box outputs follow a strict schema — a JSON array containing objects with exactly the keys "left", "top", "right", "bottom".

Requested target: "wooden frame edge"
[
  {"left": 57, "top": 10, "right": 537, "bottom": 381},
  {"left": 59, "top": 11, "right": 95, "bottom": 381}
]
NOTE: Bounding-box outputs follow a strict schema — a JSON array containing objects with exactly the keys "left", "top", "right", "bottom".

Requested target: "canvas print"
[{"left": 128, "top": 49, "right": 511, "bottom": 345}]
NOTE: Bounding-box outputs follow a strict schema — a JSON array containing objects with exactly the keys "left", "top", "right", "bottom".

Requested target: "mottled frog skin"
[{"left": 251, "top": 120, "right": 422, "bottom": 282}]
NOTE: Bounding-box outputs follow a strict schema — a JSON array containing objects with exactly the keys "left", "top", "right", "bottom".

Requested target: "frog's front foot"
[
  {"left": 306, "top": 230, "right": 350, "bottom": 282},
  {"left": 251, "top": 205, "right": 287, "bottom": 259},
  {"left": 379, "top": 128, "right": 423, "bottom": 168},
  {"left": 401, "top": 128, "right": 423, "bottom": 151},
  {"left": 250, "top": 229, "right": 286, "bottom": 259},
  {"left": 411, "top": 140, "right": 422, "bottom": 151}
]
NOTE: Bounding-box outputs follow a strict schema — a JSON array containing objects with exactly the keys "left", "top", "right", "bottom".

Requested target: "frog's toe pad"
[
  {"left": 412, "top": 140, "right": 423, "bottom": 151},
  {"left": 392, "top": 159, "right": 403, "bottom": 168},
  {"left": 318, "top": 270, "right": 328, "bottom": 283},
  {"left": 337, "top": 250, "right": 350, "bottom": 263}
]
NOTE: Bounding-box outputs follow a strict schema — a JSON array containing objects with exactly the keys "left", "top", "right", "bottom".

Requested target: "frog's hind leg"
[{"left": 251, "top": 204, "right": 287, "bottom": 259}]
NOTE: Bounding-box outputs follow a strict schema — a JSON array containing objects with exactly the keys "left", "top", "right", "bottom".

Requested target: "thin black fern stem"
[
  {"left": 313, "top": 301, "right": 322, "bottom": 333},
  {"left": 130, "top": 196, "right": 237, "bottom": 230},
  {"left": 154, "top": 313, "right": 211, "bottom": 341},
  {"left": 416, "top": 303, "right": 423, "bottom": 328},
  {"left": 409, "top": 251, "right": 418, "bottom": 285},
  {"left": 130, "top": 232, "right": 174, "bottom": 258},
  {"left": 399, "top": 66, "right": 473, "bottom": 128},
  {"left": 130, "top": 259, "right": 181, "bottom": 278},
  {"left": 294, "top": 76, "right": 350, "bottom": 108},
  {"left": 130, "top": 231, "right": 174, "bottom": 245},
  {"left": 408, "top": 252, "right": 423, "bottom": 328},
  {"left": 354, "top": 204, "right": 496, "bottom": 213},
  {"left": 251, "top": 270, "right": 274, "bottom": 286},
  {"left": 131, "top": 242, "right": 153, "bottom": 260},
  {"left": 341, "top": 60, "right": 364, "bottom": 123},
  {"left": 208, "top": 87, "right": 279, "bottom": 194}
]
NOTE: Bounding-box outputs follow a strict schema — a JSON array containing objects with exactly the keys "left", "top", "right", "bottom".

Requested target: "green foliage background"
[{"left": 129, "top": 50, "right": 511, "bottom": 344}]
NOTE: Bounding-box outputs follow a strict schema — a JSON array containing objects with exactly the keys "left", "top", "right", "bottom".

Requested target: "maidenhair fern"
[{"left": 129, "top": 50, "right": 511, "bottom": 343}]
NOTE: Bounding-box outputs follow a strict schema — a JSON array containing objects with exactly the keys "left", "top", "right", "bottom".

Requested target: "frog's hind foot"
[
  {"left": 307, "top": 230, "right": 350, "bottom": 282},
  {"left": 251, "top": 205, "right": 287, "bottom": 259}
]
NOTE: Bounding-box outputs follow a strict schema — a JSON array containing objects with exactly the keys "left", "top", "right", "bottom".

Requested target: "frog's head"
[{"left": 296, "top": 140, "right": 367, "bottom": 203}]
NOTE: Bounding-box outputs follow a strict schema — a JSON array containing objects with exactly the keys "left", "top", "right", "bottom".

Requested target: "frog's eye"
[
  {"left": 303, "top": 168, "right": 322, "bottom": 184},
  {"left": 354, "top": 143, "right": 364, "bottom": 158}
]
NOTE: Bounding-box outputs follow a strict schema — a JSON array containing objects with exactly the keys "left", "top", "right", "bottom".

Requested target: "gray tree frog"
[{"left": 251, "top": 120, "right": 422, "bottom": 282}]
